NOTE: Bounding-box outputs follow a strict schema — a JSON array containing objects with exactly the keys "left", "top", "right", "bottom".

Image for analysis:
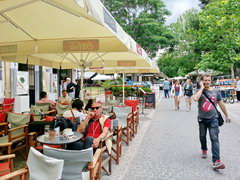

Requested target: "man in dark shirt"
[
  {"left": 66, "top": 78, "right": 75, "bottom": 99},
  {"left": 193, "top": 74, "right": 230, "bottom": 170}
]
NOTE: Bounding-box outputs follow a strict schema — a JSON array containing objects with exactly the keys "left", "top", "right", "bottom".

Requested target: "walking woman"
[
  {"left": 171, "top": 80, "right": 182, "bottom": 110},
  {"left": 184, "top": 79, "right": 193, "bottom": 112}
]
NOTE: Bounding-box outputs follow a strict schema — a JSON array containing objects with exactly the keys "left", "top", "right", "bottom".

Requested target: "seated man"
[
  {"left": 37, "top": 91, "right": 56, "bottom": 109},
  {"left": 58, "top": 90, "right": 72, "bottom": 105},
  {"left": 67, "top": 102, "right": 111, "bottom": 151}
]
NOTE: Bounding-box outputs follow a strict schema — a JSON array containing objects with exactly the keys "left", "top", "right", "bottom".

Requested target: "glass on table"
[{"left": 44, "top": 125, "right": 50, "bottom": 135}]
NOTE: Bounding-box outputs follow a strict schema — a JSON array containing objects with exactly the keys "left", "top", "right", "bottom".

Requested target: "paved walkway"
[{"left": 104, "top": 94, "right": 240, "bottom": 180}]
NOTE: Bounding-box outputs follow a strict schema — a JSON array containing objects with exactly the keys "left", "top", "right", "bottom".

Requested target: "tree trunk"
[{"left": 230, "top": 63, "right": 235, "bottom": 79}]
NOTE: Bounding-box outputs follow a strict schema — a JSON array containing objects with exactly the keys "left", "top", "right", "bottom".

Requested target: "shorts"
[{"left": 174, "top": 92, "right": 180, "bottom": 96}]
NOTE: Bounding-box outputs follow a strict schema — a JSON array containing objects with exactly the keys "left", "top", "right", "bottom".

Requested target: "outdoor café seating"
[
  {"left": 112, "top": 106, "right": 133, "bottom": 146},
  {"left": 0, "top": 112, "right": 31, "bottom": 158},
  {"left": 44, "top": 146, "right": 102, "bottom": 180},
  {"left": 0, "top": 147, "right": 64, "bottom": 180},
  {"left": 0, "top": 142, "right": 14, "bottom": 177},
  {"left": 56, "top": 103, "right": 72, "bottom": 116},
  {"left": 99, "top": 132, "right": 113, "bottom": 176},
  {"left": 111, "top": 119, "right": 122, "bottom": 165},
  {"left": 0, "top": 98, "right": 15, "bottom": 113}
]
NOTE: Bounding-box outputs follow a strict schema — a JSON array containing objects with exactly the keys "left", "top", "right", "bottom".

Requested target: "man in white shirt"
[{"left": 236, "top": 76, "right": 240, "bottom": 101}]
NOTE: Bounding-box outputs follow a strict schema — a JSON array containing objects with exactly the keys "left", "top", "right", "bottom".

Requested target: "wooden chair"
[
  {"left": 111, "top": 123, "right": 122, "bottom": 165},
  {"left": 0, "top": 98, "right": 15, "bottom": 113},
  {"left": 0, "top": 168, "right": 28, "bottom": 180},
  {"left": 0, "top": 113, "right": 31, "bottom": 159},
  {"left": 133, "top": 110, "right": 139, "bottom": 135},
  {"left": 44, "top": 146, "right": 102, "bottom": 180},
  {"left": 0, "top": 142, "right": 15, "bottom": 177},
  {"left": 55, "top": 103, "right": 71, "bottom": 116},
  {"left": 99, "top": 132, "right": 113, "bottom": 176},
  {"left": 112, "top": 106, "right": 133, "bottom": 146}
]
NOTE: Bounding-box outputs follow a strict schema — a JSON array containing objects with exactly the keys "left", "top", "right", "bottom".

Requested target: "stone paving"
[{"left": 103, "top": 94, "right": 240, "bottom": 180}]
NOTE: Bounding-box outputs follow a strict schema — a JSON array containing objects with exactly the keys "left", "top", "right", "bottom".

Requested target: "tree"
[
  {"left": 157, "top": 9, "right": 201, "bottom": 77},
  {"left": 101, "top": 0, "right": 176, "bottom": 58},
  {"left": 197, "top": 0, "right": 240, "bottom": 76}
]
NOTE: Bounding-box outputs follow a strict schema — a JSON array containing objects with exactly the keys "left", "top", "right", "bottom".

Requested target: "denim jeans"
[
  {"left": 67, "top": 136, "right": 94, "bottom": 150},
  {"left": 164, "top": 89, "right": 169, "bottom": 98},
  {"left": 198, "top": 118, "right": 220, "bottom": 162}
]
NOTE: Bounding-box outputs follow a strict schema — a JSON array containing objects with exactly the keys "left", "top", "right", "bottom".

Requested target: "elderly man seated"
[
  {"left": 58, "top": 90, "right": 72, "bottom": 105},
  {"left": 67, "top": 102, "right": 111, "bottom": 151}
]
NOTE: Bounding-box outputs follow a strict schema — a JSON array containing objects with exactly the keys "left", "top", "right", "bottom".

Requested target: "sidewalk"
[{"left": 104, "top": 94, "right": 240, "bottom": 179}]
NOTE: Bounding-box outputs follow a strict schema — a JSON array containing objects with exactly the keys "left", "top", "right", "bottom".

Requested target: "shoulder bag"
[{"left": 202, "top": 91, "right": 224, "bottom": 126}]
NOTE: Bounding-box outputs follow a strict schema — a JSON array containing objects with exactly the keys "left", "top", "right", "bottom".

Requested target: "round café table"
[{"left": 37, "top": 132, "right": 82, "bottom": 146}]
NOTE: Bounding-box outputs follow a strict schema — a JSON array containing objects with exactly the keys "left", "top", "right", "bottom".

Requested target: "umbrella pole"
[
  {"left": 123, "top": 73, "right": 125, "bottom": 105},
  {"left": 80, "top": 66, "right": 84, "bottom": 100}
]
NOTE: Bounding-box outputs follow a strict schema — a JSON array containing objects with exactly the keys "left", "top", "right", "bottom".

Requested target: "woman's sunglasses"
[{"left": 91, "top": 107, "right": 100, "bottom": 110}]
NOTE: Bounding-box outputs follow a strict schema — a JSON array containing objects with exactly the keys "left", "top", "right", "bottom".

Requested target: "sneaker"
[
  {"left": 201, "top": 150, "right": 207, "bottom": 159},
  {"left": 213, "top": 160, "right": 225, "bottom": 170}
]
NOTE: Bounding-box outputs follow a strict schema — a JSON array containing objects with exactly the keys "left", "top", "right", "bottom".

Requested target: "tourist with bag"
[{"left": 193, "top": 73, "right": 230, "bottom": 170}]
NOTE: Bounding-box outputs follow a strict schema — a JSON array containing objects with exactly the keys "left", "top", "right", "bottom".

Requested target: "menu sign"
[
  {"left": 145, "top": 92, "right": 155, "bottom": 109},
  {"left": 63, "top": 40, "right": 99, "bottom": 51}
]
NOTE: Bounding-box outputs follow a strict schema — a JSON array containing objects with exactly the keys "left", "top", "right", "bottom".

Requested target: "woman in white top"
[{"left": 63, "top": 99, "right": 85, "bottom": 124}]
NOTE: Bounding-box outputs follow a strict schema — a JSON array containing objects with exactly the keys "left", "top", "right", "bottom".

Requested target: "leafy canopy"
[{"left": 102, "top": 0, "right": 176, "bottom": 58}]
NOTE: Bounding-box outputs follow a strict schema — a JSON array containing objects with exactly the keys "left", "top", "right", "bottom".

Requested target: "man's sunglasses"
[{"left": 91, "top": 107, "right": 100, "bottom": 110}]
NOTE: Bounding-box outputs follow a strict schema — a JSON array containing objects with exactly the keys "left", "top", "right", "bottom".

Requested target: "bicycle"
[{"left": 220, "top": 89, "right": 236, "bottom": 104}]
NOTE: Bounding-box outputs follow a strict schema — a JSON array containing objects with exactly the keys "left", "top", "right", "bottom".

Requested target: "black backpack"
[{"left": 50, "top": 116, "right": 76, "bottom": 131}]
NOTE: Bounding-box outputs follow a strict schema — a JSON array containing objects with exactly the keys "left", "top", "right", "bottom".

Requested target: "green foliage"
[
  {"left": 158, "top": 0, "right": 240, "bottom": 77},
  {"left": 102, "top": 0, "right": 176, "bottom": 58},
  {"left": 197, "top": 0, "right": 240, "bottom": 73},
  {"left": 157, "top": 9, "right": 201, "bottom": 77},
  {"left": 100, "top": 80, "right": 112, "bottom": 90}
]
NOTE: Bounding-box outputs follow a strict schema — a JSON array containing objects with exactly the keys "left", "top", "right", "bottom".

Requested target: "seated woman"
[
  {"left": 37, "top": 91, "right": 56, "bottom": 109},
  {"left": 63, "top": 99, "right": 85, "bottom": 124}
]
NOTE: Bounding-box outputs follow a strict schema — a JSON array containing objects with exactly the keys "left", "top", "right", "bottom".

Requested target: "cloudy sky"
[{"left": 162, "top": 0, "right": 200, "bottom": 25}]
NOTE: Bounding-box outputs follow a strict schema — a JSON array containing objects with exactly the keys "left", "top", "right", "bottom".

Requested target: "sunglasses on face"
[{"left": 91, "top": 107, "right": 100, "bottom": 110}]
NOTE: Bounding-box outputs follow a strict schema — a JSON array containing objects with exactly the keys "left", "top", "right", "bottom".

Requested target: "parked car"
[{"left": 133, "top": 82, "right": 150, "bottom": 87}]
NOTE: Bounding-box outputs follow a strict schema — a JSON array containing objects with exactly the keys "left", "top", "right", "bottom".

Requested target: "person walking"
[
  {"left": 66, "top": 78, "right": 75, "bottom": 99},
  {"left": 163, "top": 79, "right": 170, "bottom": 98},
  {"left": 236, "top": 76, "right": 240, "bottom": 102},
  {"left": 74, "top": 79, "right": 81, "bottom": 99},
  {"left": 171, "top": 80, "right": 182, "bottom": 110},
  {"left": 184, "top": 79, "right": 193, "bottom": 111},
  {"left": 193, "top": 74, "right": 230, "bottom": 170}
]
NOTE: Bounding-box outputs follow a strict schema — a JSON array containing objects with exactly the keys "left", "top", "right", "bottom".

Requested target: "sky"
[{"left": 162, "top": 0, "right": 200, "bottom": 25}]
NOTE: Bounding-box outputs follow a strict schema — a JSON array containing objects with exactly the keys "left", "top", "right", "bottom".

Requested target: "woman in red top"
[
  {"left": 171, "top": 80, "right": 183, "bottom": 110},
  {"left": 67, "top": 102, "right": 111, "bottom": 150}
]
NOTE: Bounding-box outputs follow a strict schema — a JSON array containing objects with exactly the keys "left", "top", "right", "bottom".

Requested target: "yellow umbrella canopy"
[
  {"left": 0, "top": 0, "right": 153, "bottom": 100},
  {"left": 0, "top": 0, "right": 131, "bottom": 56}
]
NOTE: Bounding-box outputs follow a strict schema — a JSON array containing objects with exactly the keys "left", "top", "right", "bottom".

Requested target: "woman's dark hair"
[
  {"left": 84, "top": 99, "right": 93, "bottom": 111},
  {"left": 72, "top": 99, "right": 84, "bottom": 111},
  {"left": 40, "top": 91, "right": 47, "bottom": 99}
]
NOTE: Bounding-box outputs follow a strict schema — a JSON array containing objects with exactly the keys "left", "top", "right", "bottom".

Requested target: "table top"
[{"left": 37, "top": 132, "right": 82, "bottom": 145}]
